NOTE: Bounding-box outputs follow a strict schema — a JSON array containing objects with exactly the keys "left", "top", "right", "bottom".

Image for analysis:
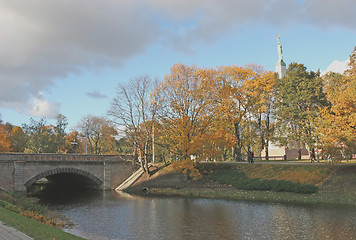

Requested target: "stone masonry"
[{"left": 0, "top": 153, "right": 138, "bottom": 193}]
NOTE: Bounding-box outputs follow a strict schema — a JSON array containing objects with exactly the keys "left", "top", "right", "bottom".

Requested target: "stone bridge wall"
[{"left": 0, "top": 153, "right": 138, "bottom": 193}]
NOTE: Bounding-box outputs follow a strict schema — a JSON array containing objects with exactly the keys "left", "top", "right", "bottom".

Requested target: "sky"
[{"left": 0, "top": 0, "right": 355, "bottom": 129}]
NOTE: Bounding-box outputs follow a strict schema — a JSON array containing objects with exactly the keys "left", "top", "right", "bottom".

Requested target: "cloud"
[
  {"left": 0, "top": 0, "right": 355, "bottom": 115},
  {"left": 322, "top": 58, "right": 350, "bottom": 75},
  {"left": 0, "top": 0, "right": 158, "bottom": 113},
  {"left": 29, "top": 93, "right": 60, "bottom": 118},
  {"left": 86, "top": 91, "right": 108, "bottom": 99},
  {"left": 147, "top": 0, "right": 356, "bottom": 45}
]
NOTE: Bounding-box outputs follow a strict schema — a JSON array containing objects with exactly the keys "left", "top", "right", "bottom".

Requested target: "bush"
[{"left": 211, "top": 169, "right": 317, "bottom": 194}]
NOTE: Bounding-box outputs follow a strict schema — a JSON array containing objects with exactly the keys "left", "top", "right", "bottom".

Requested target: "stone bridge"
[{"left": 0, "top": 153, "right": 139, "bottom": 193}]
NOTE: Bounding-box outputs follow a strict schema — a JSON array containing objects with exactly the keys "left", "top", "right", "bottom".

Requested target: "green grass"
[
  {"left": 0, "top": 190, "right": 48, "bottom": 214},
  {"left": 210, "top": 168, "right": 317, "bottom": 194},
  {"left": 197, "top": 163, "right": 336, "bottom": 185},
  {"left": 0, "top": 206, "right": 84, "bottom": 240},
  {"left": 0, "top": 190, "right": 84, "bottom": 240},
  {"left": 146, "top": 163, "right": 355, "bottom": 206},
  {"left": 148, "top": 186, "right": 354, "bottom": 206},
  {"left": 238, "top": 164, "right": 336, "bottom": 184}
]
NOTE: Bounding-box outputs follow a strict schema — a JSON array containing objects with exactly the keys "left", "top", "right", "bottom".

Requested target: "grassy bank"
[
  {"left": 129, "top": 163, "right": 356, "bottom": 207},
  {"left": 0, "top": 207, "right": 84, "bottom": 240},
  {"left": 0, "top": 190, "right": 84, "bottom": 240}
]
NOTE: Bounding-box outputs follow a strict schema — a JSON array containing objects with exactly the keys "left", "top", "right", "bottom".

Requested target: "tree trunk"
[
  {"left": 139, "top": 152, "right": 144, "bottom": 170},
  {"left": 143, "top": 141, "right": 150, "bottom": 175},
  {"left": 234, "top": 122, "right": 242, "bottom": 161},
  {"left": 298, "top": 147, "right": 302, "bottom": 160},
  {"left": 234, "top": 145, "right": 242, "bottom": 161},
  {"left": 265, "top": 139, "right": 269, "bottom": 161},
  {"left": 231, "top": 146, "right": 234, "bottom": 161}
]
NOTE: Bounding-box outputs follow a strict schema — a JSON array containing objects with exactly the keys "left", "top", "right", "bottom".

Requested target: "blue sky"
[{"left": 0, "top": 0, "right": 355, "bottom": 129}]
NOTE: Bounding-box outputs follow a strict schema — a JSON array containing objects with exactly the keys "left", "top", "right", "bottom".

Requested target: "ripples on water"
[{"left": 33, "top": 189, "right": 356, "bottom": 240}]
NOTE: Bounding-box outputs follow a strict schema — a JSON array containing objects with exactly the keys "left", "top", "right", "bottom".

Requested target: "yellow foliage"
[
  {"left": 316, "top": 47, "right": 356, "bottom": 158},
  {"left": 0, "top": 124, "right": 11, "bottom": 152},
  {"left": 171, "top": 159, "right": 202, "bottom": 180},
  {"left": 154, "top": 63, "right": 276, "bottom": 162}
]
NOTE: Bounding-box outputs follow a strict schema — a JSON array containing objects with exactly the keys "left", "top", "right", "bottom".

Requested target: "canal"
[{"left": 28, "top": 185, "right": 356, "bottom": 240}]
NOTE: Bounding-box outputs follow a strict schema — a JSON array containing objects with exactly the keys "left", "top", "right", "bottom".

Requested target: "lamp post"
[
  {"left": 152, "top": 123, "right": 155, "bottom": 163},
  {"left": 71, "top": 140, "right": 78, "bottom": 153}
]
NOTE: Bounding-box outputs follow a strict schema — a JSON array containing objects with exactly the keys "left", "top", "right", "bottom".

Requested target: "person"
[
  {"left": 327, "top": 154, "right": 332, "bottom": 162},
  {"left": 310, "top": 150, "right": 316, "bottom": 163},
  {"left": 247, "top": 150, "right": 252, "bottom": 163},
  {"left": 248, "top": 149, "right": 254, "bottom": 163}
]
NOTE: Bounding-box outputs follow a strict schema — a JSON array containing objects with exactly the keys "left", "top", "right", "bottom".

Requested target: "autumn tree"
[
  {"left": 274, "top": 63, "right": 327, "bottom": 159},
  {"left": 210, "top": 65, "right": 276, "bottom": 161},
  {"left": 0, "top": 122, "right": 27, "bottom": 152},
  {"left": 63, "top": 131, "right": 81, "bottom": 153},
  {"left": 0, "top": 120, "right": 11, "bottom": 152},
  {"left": 77, "top": 115, "right": 117, "bottom": 154},
  {"left": 316, "top": 47, "right": 356, "bottom": 159},
  {"left": 247, "top": 66, "right": 277, "bottom": 160},
  {"left": 151, "top": 64, "right": 217, "bottom": 178},
  {"left": 108, "top": 75, "right": 157, "bottom": 173},
  {"left": 154, "top": 64, "right": 217, "bottom": 160},
  {"left": 152, "top": 63, "right": 276, "bottom": 168},
  {"left": 8, "top": 126, "right": 27, "bottom": 152}
]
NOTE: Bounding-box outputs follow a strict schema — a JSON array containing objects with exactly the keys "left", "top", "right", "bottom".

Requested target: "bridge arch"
[{"left": 24, "top": 167, "right": 104, "bottom": 190}]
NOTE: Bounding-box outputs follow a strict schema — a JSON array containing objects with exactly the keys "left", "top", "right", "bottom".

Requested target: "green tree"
[
  {"left": 115, "top": 137, "right": 134, "bottom": 155},
  {"left": 22, "top": 118, "right": 57, "bottom": 153},
  {"left": 54, "top": 114, "right": 68, "bottom": 152},
  {"left": 274, "top": 63, "right": 327, "bottom": 159}
]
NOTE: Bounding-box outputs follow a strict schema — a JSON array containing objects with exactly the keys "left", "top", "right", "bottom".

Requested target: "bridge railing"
[{"left": 0, "top": 153, "right": 135, "bottom": 162}]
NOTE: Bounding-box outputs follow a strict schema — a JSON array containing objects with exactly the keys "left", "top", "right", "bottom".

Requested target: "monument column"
[{"left": 276, "top": 34, "right": 286, "bottom": 78}]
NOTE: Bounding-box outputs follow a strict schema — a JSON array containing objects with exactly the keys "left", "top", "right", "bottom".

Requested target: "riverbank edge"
[
  {"left": 0, "top": 206, "right": 85, "bottom": 240},
  {"left": 137, "top": 187, "right": 355, "bottom": 207},
  {"left": 0, "top": 189, "right": 84, "bottom": 240},
  {"left": 126, "top": 163, "right": 356, "bottom": 207}
]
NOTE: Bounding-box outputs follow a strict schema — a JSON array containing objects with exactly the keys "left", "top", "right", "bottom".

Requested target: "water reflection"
[{"left": 31, "top": 189, "right": 356, "bottom": 240}]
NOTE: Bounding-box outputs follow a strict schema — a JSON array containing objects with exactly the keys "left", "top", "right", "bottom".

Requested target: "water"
[{"left": 32, "top": 189, "right": 356, "bottom": 240}]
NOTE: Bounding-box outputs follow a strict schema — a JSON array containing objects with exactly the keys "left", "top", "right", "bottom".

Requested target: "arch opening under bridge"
[{"left": 24, "top": 168, "right": 104, "bottom": 191}]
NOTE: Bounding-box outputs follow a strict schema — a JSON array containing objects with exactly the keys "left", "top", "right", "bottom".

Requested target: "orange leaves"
[
  {"left": 0, "top": 123, "right": 11, "bottom": 152},
  {"left": 171, "top": 158, "right": 201, "bottom": 180},
  {"left": 314, "top": 47, "right": 356, "bottom": 158},
  {"left": 154, "top": 63, "right": 275, "bottom": 162},
  {"left": 156, "top": 64, "right": 216, "bottom": 159}
]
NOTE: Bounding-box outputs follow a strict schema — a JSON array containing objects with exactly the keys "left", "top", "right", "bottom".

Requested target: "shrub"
[{"left": 0, "top": 191, "right": 55, "bottom": 226}]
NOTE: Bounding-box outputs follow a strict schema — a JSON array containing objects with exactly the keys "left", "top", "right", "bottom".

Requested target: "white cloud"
[
  {"left": 0, "top": 0, "right": 355, "bottom": 115},
  {"left": 29, "top": 93, "right": 60, "bottom": 118},
  {"left": 322, "top": 58, "right": 350, "bottom": 75}
]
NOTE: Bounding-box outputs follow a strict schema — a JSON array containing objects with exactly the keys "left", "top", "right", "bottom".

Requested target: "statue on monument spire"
[{"left": 275, "top": 34, "right": 286, "bottom": 78}]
